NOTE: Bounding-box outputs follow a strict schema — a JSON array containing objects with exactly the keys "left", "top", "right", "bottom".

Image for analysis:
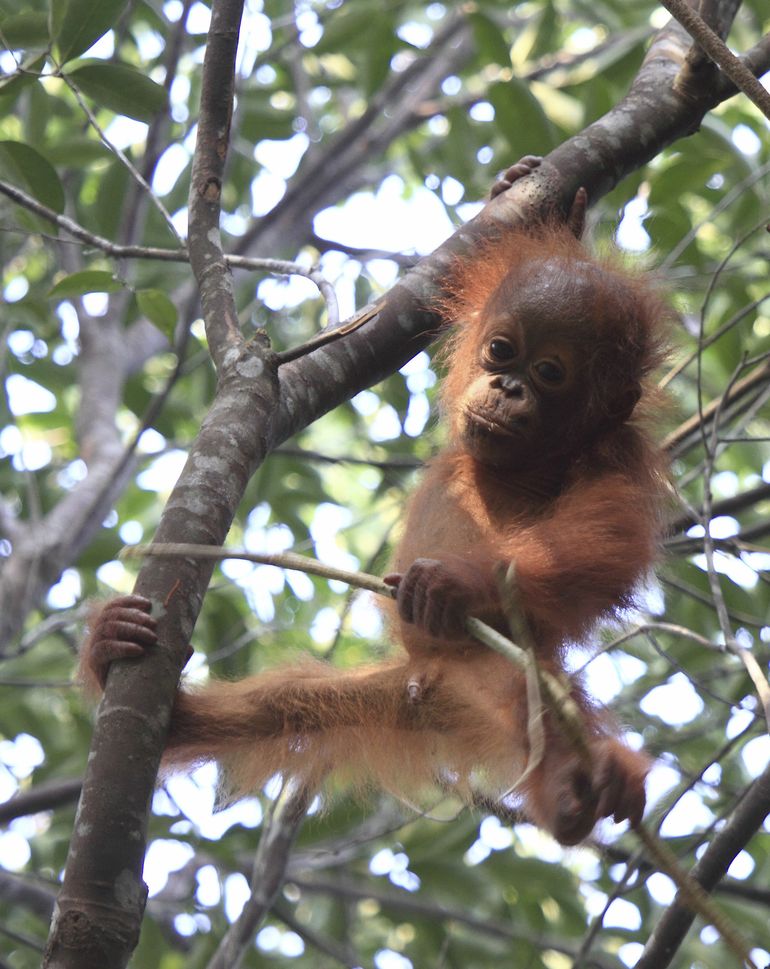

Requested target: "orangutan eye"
[
  {"left": 533, "top": 359, "right": 566, "bottom": 385},
  {"left": 487, "top": 337, "right": 517, "bottom": 363}
]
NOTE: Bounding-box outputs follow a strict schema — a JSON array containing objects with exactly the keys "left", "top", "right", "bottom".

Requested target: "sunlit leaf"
[
  {"left": 53, "top": 0, "right": 130, "bottom": 64},
  {"left": 137, "top": 289, "right": 178, "bottom": 338},
  {"left": 0, "top": 10, "right": 49, "bottom": 48},
  {"left": 0, "top": 140, "right": 64, "bottom": 213},
  {"left": 49, "top": 270, "right": 123, "bottom": 297},
  {"left": 67, "top": 61, "right": 168, "bottom": 122}
]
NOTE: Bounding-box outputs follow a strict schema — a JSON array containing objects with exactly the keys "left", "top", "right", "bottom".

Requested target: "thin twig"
[
  {"left": 573, "top": 847, "right": 645, "bottom": 969},
  {"left": 274, "top": 302, "right": 382, "bottom": 365},
  {"left": 572, "top": 621, "right": 715, "bottom": 676},
  {"left": 662, "top": 359, "right": 770, "bottom": 455},
  {"left": 0, "top": 179, "right": 338, "bottom": 306},
  {"left": 208, "top": 782, "right": 310, "bottom": 969},
  {"left": 660, "top": 288, "right": 770, "bottom": 390},
  {"left": 123, "top": 542, "right": 588, "bottom": 720},
  {"left": 56, "top": 67, "right": 183, "bottom": 245},
  {"left": 732, "top": 644, "right": 770, "bottom": 732},
  {"left": 497, "top": 564, "right": 546, "bottom": 787},
  {"left": 660, "top": 0, "right": 770, "bottom": 120},
  {"left": 698, "top": 346, "right": 770, "bottom": 729},
  {"left": 121, "top": 542, "right": 394, "bottom": 595},
  {"left": 660, "top": 162, "right": 770, "bottom": 273}
]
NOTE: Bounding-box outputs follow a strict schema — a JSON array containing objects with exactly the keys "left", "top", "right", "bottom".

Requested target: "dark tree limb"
[
  {"left": 669, "top": 481, "right": 770, "bottom": 535},
  {"left": 186, "top": 0, "right": 245, "bottom": 368},
  {"left": 237, "top": 11, "right": 475, "bottom": 259},
  {"left": 0, "top": 870, "right": 56, "bottom": 922},
  {"left": 269, "top": 8, "right": 770, "bottom": 446},
  {"left": 636, "top": 760, "right": 770, "bottom": 968},
  {"left": 663, "top": 359, "right": 770, "bottom": 456},
  {"left": 0, "top": 778, "right": 82, "bottom": 825},
  {"left": 42, "top": 1, "right": 278, "bottom": 966},
  {"left": 207, "top": 785, "right": 310, "bottom": 969}
]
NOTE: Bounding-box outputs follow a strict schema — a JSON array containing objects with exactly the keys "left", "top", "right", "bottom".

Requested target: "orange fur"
[
  {"left": 82, "top": 218, "right": 670, "bottom": 844},
  {"left": 164, "top": 654, "right": 528, "bottom": 802}
]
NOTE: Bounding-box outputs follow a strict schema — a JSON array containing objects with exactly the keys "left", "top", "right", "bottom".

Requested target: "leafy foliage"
[{"left": 1, "top": 1, "right": 769, "bottom": 968}]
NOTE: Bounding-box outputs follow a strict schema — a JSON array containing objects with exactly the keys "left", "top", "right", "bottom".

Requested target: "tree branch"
[
  {"left": 268, "top": 8, "right": 768, "bottom": 446},
  {"left": 186, "top": 0, "right": 247, "bottom": 368},
  {"left": 636, "top": 760, "right": 770, "bottom": 968},
  {"left": 43, "top": 2, "right": 281, "bottom": 967},
  {"left": 207, "top": 784, "right": 310, "bottom": 969},
  {"left": 0, "top": 778, "right": 82, "bottom": 825},
  {"left": 660, "top": 0, "right": 770, "bottom": 119}
]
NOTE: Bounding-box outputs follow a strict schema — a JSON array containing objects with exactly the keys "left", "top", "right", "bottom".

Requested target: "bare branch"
[
  {"left": 0, "top": 778, "right": 82, "bottom": 824},
  {"left": 662, "top": 359, "right": 770, "bottom": 456},
  {"left": 0, "top": 870, "right": 56, "bottom": 922},
  {"left": 56, "top": 67, "right": 182, "bottom": 246},
  {"left": 660, "top": 0, "right": 770, "bottom": 119},
  {"left": 185, "top": 0, "right": 247, "bottom": 365},
  {"left": 207, "top": 784, "right": 310, "bottom": 969},
  {"left": 0, "top": 181, "right": 339, "bottom": 300},
  {"left": 43, "top": 3, "right": 282, "bottom": 967},
  {"left": 636, "top": 760, "right": 770, "bottom": 969}
]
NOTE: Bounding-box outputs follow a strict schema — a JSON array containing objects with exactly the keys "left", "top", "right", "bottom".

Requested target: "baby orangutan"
[{"left": 82, "top": 170, "right": 669, "bottom": 846}]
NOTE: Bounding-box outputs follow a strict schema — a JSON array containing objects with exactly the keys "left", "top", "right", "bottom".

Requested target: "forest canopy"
[{"left": 0, "top": 1, "right": 769, "bottom": 968}]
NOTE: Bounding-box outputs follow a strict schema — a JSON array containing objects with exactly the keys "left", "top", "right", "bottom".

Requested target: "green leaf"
[
  {"left": 0, "top": 10, "right": 49, "bottom": 48},
  {"left": 43, "top": 136, "right": 111, "bottom": 167},
  {"left": 528, "top": 0, "right": 558, "bottom": 62},
  {"left": 53, "top": 0, "right": 130, "bottom": 64},
  {"left": 488, "top": 79, "right": 557, "bottom": 156},
  {"left": 313, "top": 4, "right": 378, "bottom": 54},
  {"left": 136, "top": 289, "right": 178, "bottom": 338},
  {"left": 49, "top": 270, "right": 123, "bottom": 298},
  {"left": 469, "top": 12, "right": 511, "bottom": 67},
  {"left": 239, "top": 97, "right": 296, "bottom": 142},
  {"left": 67, "top": 61, "right": 168, "bottom": 122},
  {"left": 92, "top": 157, "right": 130, "bottom": 238},
  {"left": 23, "top": 77, "right": 52, "bottom": 146},
  {"left": 0, "top": 140, "right": 64, "bottom": 213}
]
